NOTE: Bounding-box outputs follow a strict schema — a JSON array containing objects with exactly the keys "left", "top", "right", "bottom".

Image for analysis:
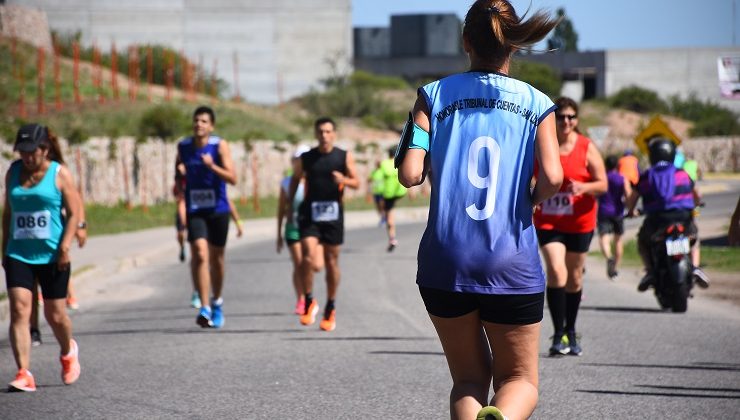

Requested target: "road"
[{"left": 0, "top": 182, "right": 738, "bottom": 419}]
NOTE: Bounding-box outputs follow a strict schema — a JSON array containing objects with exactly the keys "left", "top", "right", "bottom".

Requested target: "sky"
[{"left": 352, "top": 0, "right": 740, "bottom": 51}]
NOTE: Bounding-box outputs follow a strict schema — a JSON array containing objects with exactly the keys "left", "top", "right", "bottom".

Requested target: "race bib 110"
[{"left": 542, "top": 192, "right": 574, "bottom": 215}]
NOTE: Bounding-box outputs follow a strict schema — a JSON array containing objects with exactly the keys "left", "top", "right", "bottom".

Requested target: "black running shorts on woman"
[
  {"left": 4, "top": 256, "right": 70, "bottom": 299},
  {"left": 298, "top": 147, "right": 348, "bottom": 246},
  {"left": 419, "top": 286, "right": 544, "bottom": 325}
]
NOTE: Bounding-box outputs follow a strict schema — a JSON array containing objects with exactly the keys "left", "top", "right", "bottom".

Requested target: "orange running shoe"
[
  {"left": 8, "top": 369, "right": 36, "bottom": 392},
  {"left": 319, "top": 309, "right": 336, "bottom": 332},
  {"left": 299, "top": 299, "right": 319, "bottom": 326},
  {"left": 66, "top": 295, "right": 79, "bottom": 310},
  {"left": 60, "top": 339, "right": 81, "bottom": 385}
]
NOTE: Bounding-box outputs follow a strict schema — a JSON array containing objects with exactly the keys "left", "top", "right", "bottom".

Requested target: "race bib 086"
[
  {"left": 311, "top": 201, "right": 339, "bottom": 222},
  {"left": 13, "top": 210, "right": 52, "bottom": 240},
  {"left": 542, "top": 192, "right": 574, "bottom": 215},
  {"left": 190, "top": 189, "right": 216, "bottom": 210}
]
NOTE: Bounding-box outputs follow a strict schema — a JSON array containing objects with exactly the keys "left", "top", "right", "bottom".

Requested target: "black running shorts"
[
  {"left": 419, "top": 286, "right": 544, "bottom": 325},
  {"left": 187, "top": 212, "right": 230, "bottom": 247},
  {"left": 597, "top": 216, "right": 625, "bottom": 236},
  {"left": 383, "top": 197, "right": 399, "bottom": 211},
  {"left": 4, "top": 256, "right": 70, "bottom": 299},
  {"left": 297, "top": 211, "right": 344, "bottom": 246},
  {"left": 536, "top": 229, "right": 594, "bottom": 253}
]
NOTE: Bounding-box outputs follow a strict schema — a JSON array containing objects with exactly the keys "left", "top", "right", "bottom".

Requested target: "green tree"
[
  {"left": 547, "top": 8, "right": 579, "bottom": 52},
  {"left": 609, "top": 86, "right": 668, "bottom": 114},
  {"left": 510, "top": 60, "right": 562, "bottom": 98}
]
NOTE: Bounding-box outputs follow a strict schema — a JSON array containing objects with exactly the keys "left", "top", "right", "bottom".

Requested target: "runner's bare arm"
[
  {"left": 228, "top": 200, "right": 243, "bottom": 237},
  {"left": 276, "top": 185, "right": 288, "bottom": 253},
  {"left": 63, "top": 163, "right": 87, "bottom": 248},
  {"left": 622, "top": 174, "right": 633, "bottom": 200},
  {"left": 399, "top": 94, "right": 430, "bottom": 187},
  {"left": 532, "top": 113, "right": 562, "bottom": 205},
  {"left": 2, "top": 170, "right": 10, "bottom": 262},
  {"left": 287, "top": 159, "right": 304, "bottom": 224},
  {"left": 625, "top": 186, "right": 641, "bottom": 217},
  {"left": 334, "top": 151, "right": 360, "bottom": 189},
  {"left": 57, "top": 165, "right": 82, "bottom": 269},
  {"left": 202, "top": 140, "right": 237, "bottom": 185},
  {"left": 572, "top": 142, "right": 608, "bottom": 196}
]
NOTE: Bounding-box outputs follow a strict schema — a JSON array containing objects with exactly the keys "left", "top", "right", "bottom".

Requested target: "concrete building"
[
  {"left": 7, "top": 0, "right": 352, "bottom": 104},
  {"left": 355, "top": 13, "right": 740, "bottom": 115}
]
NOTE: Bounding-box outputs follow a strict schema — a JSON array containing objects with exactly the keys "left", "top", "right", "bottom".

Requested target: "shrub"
[
  {"left": 609, "top": 85, "right": 668, "bottom": 113},
  {"left": 138, "top": 105, "right": 186, "bottom": 142},
  {"left": 510, "top": 60, "right": 562, "bottom": 98},
  {"left": 669, "top": 94, "right": 740, "bottom": 136},
  {"left": 299, "top": 71, "right": 410, "bottom": 131}
]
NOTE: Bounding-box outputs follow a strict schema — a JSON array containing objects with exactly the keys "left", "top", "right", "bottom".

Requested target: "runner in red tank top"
[{"left": 533, "top": 97, "right": 607, "bottom": 357}]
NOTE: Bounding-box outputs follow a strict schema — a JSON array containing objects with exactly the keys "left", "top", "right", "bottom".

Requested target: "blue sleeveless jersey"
[
  {"left": 177, "top": 135, "right": 230, "bottom": 215},
  {"left": 417, "top": 72, "right": 556, "bottom": 294},
  {"left": 6, "top": 161, "right": 65, "bottom": 264}
]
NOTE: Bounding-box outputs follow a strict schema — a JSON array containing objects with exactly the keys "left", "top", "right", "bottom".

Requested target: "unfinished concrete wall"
[
  {"left": 606, "top": 48, "right": 740, "bottom": 114},
  {"left": 7, "top": 0, "right": 352, "bottom": 104}
]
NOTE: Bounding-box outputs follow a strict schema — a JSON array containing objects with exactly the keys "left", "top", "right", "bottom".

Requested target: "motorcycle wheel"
[{"left": 672, "top": 282, "right": 689, "bottom": 313}]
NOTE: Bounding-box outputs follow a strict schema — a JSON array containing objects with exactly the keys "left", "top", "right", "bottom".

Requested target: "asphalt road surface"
[{"left": 1, "top": 190, "right": 739, "bottom": 418}]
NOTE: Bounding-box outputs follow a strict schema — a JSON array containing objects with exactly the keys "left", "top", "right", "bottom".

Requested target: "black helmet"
[{"left": 647, "top": 137, "right": 676, "bottom": 165}]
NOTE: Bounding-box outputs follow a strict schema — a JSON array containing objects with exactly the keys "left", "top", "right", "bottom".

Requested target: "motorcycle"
[{"left": 647, "top": 220, "right": 694, "bottom": 313}]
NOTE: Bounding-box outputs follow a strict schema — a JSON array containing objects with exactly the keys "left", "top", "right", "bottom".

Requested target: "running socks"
[
  {"left": 324, "top": 299, "right": 335, "bottom": 318},
  {"left": 546, "top": 287, "right": 566, "bottom": 335},
  {"left": 565, "top": 290, "right": 582, "bottom": 334},
  {"left": 304, "top": 293, "right": 313, "bottom": 314},
  {"left": 212, "top": 297, "right": 224, "bottom": 306}
]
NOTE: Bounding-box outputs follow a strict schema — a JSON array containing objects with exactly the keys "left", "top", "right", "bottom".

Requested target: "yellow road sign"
[{"left": 634, "top": 115, "right": 682, "bottom": 155}]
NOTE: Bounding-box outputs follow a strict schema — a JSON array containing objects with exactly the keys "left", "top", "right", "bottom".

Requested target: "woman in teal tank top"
[{"left": 2, "top": 124, "right": 83, "bottom": 392}]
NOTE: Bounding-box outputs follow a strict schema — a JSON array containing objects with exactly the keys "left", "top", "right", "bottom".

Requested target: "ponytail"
[
  {"left": 43, "top": 128, "right": 65, "bottom": 164},
  {"left": 464, "top": 0, "right": 561, "bottom": 63}
]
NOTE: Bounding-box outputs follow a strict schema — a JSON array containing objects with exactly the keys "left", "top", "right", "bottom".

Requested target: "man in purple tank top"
[{"left": 597, "top": 155, "right": 631, "bottom": 279}]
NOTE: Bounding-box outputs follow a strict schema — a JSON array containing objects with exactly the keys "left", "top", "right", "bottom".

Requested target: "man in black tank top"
[{"left": 288, "top": 117, "right": 359, "bottom": 331}]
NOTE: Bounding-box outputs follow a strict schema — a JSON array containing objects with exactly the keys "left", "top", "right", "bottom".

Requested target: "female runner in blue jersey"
[{"left": 398, "top": 2, "right": 563, "bottom": 419}]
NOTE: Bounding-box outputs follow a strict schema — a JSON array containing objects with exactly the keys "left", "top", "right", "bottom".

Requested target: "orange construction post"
[
  {"left": 111, "top": 42, "right": 119, "bottom": 100},
  {"left": 165, "top": 50, "right": 174, "bottom": 101},
  {"left": 54, "top": 43, "right": 62, "bottom": 110},
  {"left": 73, "top": 42, "right": 81, "bottom": 104},
  {"left": 18, "top": 52, "right": 27, "bottom": 118},
  {"left": 147, "top": 47, "right": 153, "bottom": 102},
  {"left": 37, "top": 46, "right": 46, "bottom": 115},
  {"left": 93, "top": 44, "right": 104, "bottom": 104},
  {"left": 211, "top": 58, "right": 218, "bottom": 103}
]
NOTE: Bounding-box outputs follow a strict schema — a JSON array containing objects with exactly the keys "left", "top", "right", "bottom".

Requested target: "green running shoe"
[{"left": 477, "top": 406, "right": 506, "bottom": 420}]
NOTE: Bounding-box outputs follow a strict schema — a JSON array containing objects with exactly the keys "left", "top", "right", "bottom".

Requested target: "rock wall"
[
  {"left": 0, "top": 136, "right": 428, "bottom": 206},
  {"left": 0, "top": 136, "right": 735, "bottom": 206}
]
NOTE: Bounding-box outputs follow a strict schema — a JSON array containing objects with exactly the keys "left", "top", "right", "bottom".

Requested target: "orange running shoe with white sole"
[
  {"left": 60, "top": 339, "right": 81, "bottom": 385},
  {"left": 300, "top": 299, "right": 319, "bottom": 326},
  {"left": 66, "top": 295, "right": 79, "bottom": 310},
  {"left": 319, "top": 309, "right": 336, "bottom": 332},
  {"left": 8, "top": 369, "right": 36, "bottom": 392}
]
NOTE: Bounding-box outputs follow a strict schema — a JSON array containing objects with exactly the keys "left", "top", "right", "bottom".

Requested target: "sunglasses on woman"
[{"left": 556, "top": 113, "right": 577, "bottom": 121}]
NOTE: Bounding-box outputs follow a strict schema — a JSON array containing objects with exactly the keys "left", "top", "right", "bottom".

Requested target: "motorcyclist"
[{"left": 626, "top": 137, "right": 710, "bottom": 292}]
